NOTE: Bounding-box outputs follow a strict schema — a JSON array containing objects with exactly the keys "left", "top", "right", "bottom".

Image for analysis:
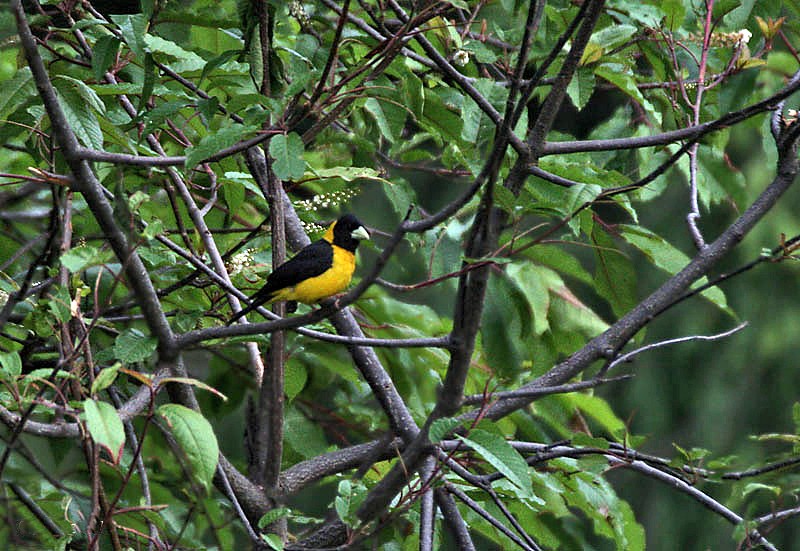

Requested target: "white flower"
[
  {"left": 735, "top": 29, "right": 752, "bottom": 47},
  {"left": 230, "top": 249, "right": 254, "bottom": 274},
  {"left": 453, "top": 50, "right": 470, "bottom": 67}
]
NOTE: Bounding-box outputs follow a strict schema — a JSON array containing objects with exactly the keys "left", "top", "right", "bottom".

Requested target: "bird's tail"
[{"left": 226, "top": 291, "right": 275, "bottom": 325}]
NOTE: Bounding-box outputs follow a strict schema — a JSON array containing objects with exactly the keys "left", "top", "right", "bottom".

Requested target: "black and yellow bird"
[{"left": 229, "top": 214, "right": 370, "bottom": 323}]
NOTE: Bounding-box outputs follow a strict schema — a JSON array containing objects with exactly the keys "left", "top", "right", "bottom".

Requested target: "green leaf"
[
  {"left": 54, "top": 79, "right": 103, "bottom": 150},
  {"left": 613, "top": 4, "right": 665, "bottom": 27},
  {"left": 333, "top": 478, "right": 367, "bottom": 526},
  {"left": 157, "top": 377, "right": 228, "bottom": 402},
  {"left": 793, "top": 402, "right": 800, "bottom": 434},
  {"left": 592, "top": 226, "right": 637, "bottom": 317},
  {"left": 143, "top": 34, "right": 206, "bottom": 71},
  {"left": 141, "top": 99, "right": 190, "bottom": 136},
  {"left": 0, "top": 351, "right": 22, "bottom": 379},
  {"left": 364, "top": 96, "right": 405, "bottom": 143},
  {"left": 400, "top": 69, "right": 424, "bottom": 118},
  {"left": 61, "top": 245, "right": 110, "bottom": 272},
  {"left": 111, "top": 14, "right": 148, "bottom": 60},
  {"left": 186, "top": 124, "right": 257, "bottom": 168},
  {"left": 310, "top": 166, "right": 390, "bottom": 184},
  {"left": 429, "top": 417, "right": 462, "bottom": 443},
  {"left": 284, "top": 362, "right": 307, "bottom": 402},
  {"left": 0, "top": 68, "right": 35, "bottom": 120},
  {"left": 507, "top": 263, "right": 562, "bottom": 336},
  {"left": 221, "top": 176, "right": 244, "bottom": 216},
  {"left": 335, "top": 479, "right": 352, "bottom": 523},
  {"left": 422, "top": 88, "right": 463, "bottom": 144},
  {"left": 595, "top": 63, "right": 661, "bottom": 125},
  {"left": 526, "top": 244, "right": 593, "bottom": 285},
  {"left": 269, "top": 132, "right": 306, "bottom": 180},
  {"left": 138, "top": 52, "right": 156, "bottom": 116},
  {"left": 91, "top": 362, "right": 121, "bottom": 395},
  {"left": 284, "top": 406, "right": 328, "bottom": 459},
  {"left": 591, "top": 24, "right": 638, "bottom": 51},
  {"left": 741, "top": 482, "right": 782, "bottom": 498},
  {"left": 157, "top": 404, "right": 220, "bottom": 490},
  {"left": 48, "top": 286, "right": 72, "bottom": 323},
  {"left": 567, "top": 68, "right": 595, "bottom": 111},
  {"left": 261, "top": 533, "right": 284, "bottom": 551},
  {"left": 566, "top": 393, "right": 627, "bottom": 440},
  {"left": 482, "top": 272, "right": 531, "bottom": 378},
  {"left": 619, "top": 225, "right": 687, "bottom": 274},
  {"left": 83, "top": 399, "right": 126, "bottom": 463},
  {"left": 619, "top": 225, "right": 730, "bottom": 311},
  {"left": 200, "top": 49, "right": 244, "bottom": 84},
  {"left": 92, "top": 35, "right": 121, "bottom": 81},
  {"left": 458, "top": 429, "right": 538, "bottom": 501},
  {"left": 258, "top": 507, "right": 291, "bottom": 529},
  {"left": 114, "top": 329, "right": 158, "bottom": 363}
]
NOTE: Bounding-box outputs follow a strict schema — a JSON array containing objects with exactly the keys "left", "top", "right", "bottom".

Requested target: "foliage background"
[{"left": 1, "top": 0, "right": 800, "bottom": 550}]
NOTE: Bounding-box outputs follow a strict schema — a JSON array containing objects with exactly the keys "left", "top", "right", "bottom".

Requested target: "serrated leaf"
[
  {"left": 111, "top": 14, "right": 147, "bottom": 60},
  {"left": 261, "top": 533, "right": 284, "bottom": 551},
  {"left": 423, "top": 88, "right": 463, "bottom": 144},
  {"left": 200, "top": 49, "right": 244, "bottom": 84},
  {"left": 365, "top": 97, "right": 405, "bottom": 142},
  {"left": 157, "top": 404, "right": 219, "bottom": 489},
  {"left": 114, "top": 329, "right": 158, "bottom": 363},
  {"left": 335, "top": 479, "right": 352, "bottom": 523},
  {"left": 156, "top": 377, "right": 228, "bottom": 401},
  {"left": 91, "top": 362, "right": 121, "bottom": 395},
  {"left": 92, "top": 35, "right": 121, "bottom": 81},
  {"left": 595, "top": 63, "right": 661, "bottom": 125},
  {"left": 83, "top": 399, "right": 126, "bottom": 463},
  {"left": 567, "top": 68, "right": 595, "bottom": 111},
  {"left": 310, "top": 166, "right": 389, "bottom": 184},
  {"left": 458, "top": 429, "right": 538, "bottom": 501},
  {"left": 619, "top": 225, "right": 686, "bottom": 274},
  {"left": 61, "top": 245, "right": 110, "bottom": 272},
  {"left": 48, "top": 286, "right": 72, "bottom": 323},
  {"left": 54, "top": 80, "right": 103, "bottom": 149},
  {"left": 401, "top": 69, "right": 424, "bottom": 118},
  {"left": 591, "top": 24, "right": 638, "bottom": 51},
  {"left": 593, "top": 226, "right": 637, "bottom": 317},
  {"left": 143, "top": 34, "right": 206, "bottom": 71},
  {"left": 186, "top": 125, "right": 257, "bottom": 168},
  {"left": 141, "top": 99, "right": 190, "bottom": 136},
  {"left": 741, "top": 482, "right": 781, "bottom": 498},
  {"left": 138, "top": 53, "right": 156, "bottom": 115},
  {"left": 619, "top": 225, "right": 730, "bottom": 311},
  {"left": 483, "top": 272, "right": 531, "bottom": 378},
  {"left": 197, "top": 96, "right": 220, "bottom": 128},
  {"left": 258, "top": 507, "right": 290, "bottom": 529},
  {"left": 429, "top": 417, "right": 462, "bottom": 443},
  {"left": 0, "top": 351, "right": 22, "bottom": 379},
  {"left": 284, "top": 362, "right": 307, "bottom": 402},
  {"left": 269, "top": 132, "right": 306, "bottom": 180},
  {"left": 0, "top": 68, "right": 35, "bottom": 120},
  {"left": 507, "top": 263, "right": 562, "bottom": 336},
  {"left": 526, "top": 244, "right": 593, "bottom": 285},
  {"left": 284, "top": 406, "right": 328, "bottom": 458},
  {"left": 566, "top": 393, "right": 627, "bottom": 440}
]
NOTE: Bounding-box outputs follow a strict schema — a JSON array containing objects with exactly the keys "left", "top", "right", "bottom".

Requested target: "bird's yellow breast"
[{"left": 272, "top": 246, "right": 356, "bottom": 304}]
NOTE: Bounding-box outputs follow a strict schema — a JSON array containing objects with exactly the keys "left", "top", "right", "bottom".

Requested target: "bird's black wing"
[
  {"left": 228, "top": 239, "right": 333, "bottom": 323},
  {"left": 261, "top": 239, "right": 333, "bottom": 294}
]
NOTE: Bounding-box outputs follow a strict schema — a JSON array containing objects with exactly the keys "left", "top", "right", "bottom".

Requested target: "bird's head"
[{"left": 325, "top": 214, "right": 370, "bottom": 252}]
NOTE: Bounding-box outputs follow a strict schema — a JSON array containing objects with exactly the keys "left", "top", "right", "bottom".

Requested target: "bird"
[{"left": 229, "top": 214, "right": 370, "bottom": 323}]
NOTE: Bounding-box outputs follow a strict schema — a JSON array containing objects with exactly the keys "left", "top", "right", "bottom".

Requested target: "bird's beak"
[{"left": 351, "top": 225, "right": 370, "bottom": 241}]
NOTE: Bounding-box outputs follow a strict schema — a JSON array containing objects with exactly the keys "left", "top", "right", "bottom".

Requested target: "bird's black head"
[{"left": 327, "top": 214, "right": 370, "bottom": 252}]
